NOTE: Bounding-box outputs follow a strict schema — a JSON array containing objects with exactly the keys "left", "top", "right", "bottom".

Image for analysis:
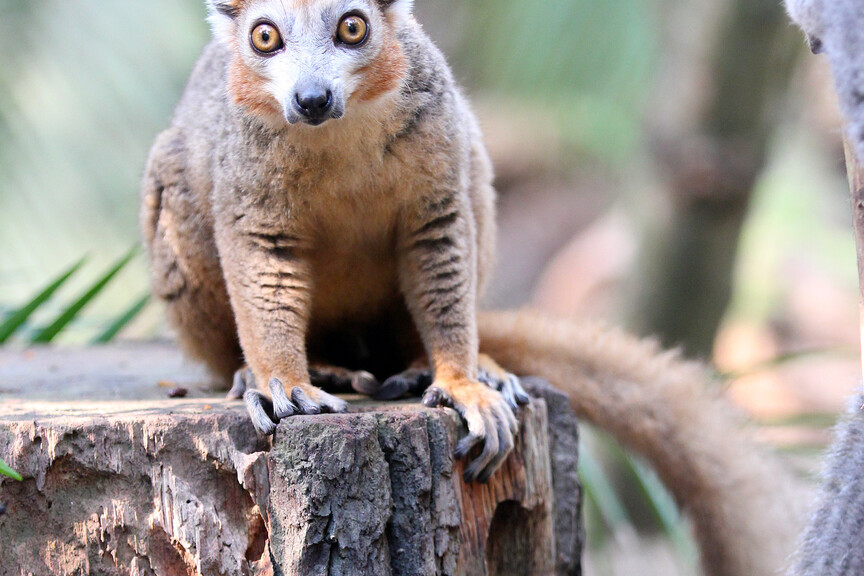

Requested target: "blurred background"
[{"left": 0, "top": 0, "right": 858, "bottom": 573}]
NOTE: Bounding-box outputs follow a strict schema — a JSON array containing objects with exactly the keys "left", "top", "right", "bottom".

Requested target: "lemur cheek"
[
  {"left": 352, "top": 42, "right": 407, "bottom": 103},
  {"left": 227, "top": 56, "right": 282, "bottom": 121}
]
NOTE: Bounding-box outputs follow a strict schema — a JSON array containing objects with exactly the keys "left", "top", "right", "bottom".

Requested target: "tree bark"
[{"left": 0, "top": 345, "right": 582, "bottom": 576}]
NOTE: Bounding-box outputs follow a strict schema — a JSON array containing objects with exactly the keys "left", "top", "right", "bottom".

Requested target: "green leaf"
[
  {"left": 0, "top": 458, "right": 22, "bottom": 481},
  {"left": 30, "top": 247, "right": 138, "bottom": 344},
  {"left": 578, "top": 445, "right": 634, "bottom": 538},
  {"left": 623, "top": 454, "right": 698, "bottom": 564},
  {"left": 0, "top": 257, "right": 87, "bottom": 344},
  {"left": 91, "top": 293, "right": 151, "bottom": 344}
]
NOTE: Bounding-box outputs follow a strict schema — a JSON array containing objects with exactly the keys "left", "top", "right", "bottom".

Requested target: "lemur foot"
[
  {"left": 373, "top": 368, "right": 433, "bottom": 400},
  {"left": 308, "top": 364, "right": 378, "bottom": 395},
  {"left": 227, "top": 367, "right": 254, "bottom": 400},
  {"left": 422, "top": 379, "right": 518, "bottom": 484},
  {"left": 230, "top": 365, "right": 374, "bottom": 400},
  {"left": 244, "top": 379, "right": 349, "bottom": 435},
  {"left": 477, "top": 354, "right": 531, "bottom": 412}
]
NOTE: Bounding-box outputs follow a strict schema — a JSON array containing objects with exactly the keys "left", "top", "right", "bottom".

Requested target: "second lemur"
[{"left": 142, "top": 1, "right": 803, "bottom": 574}]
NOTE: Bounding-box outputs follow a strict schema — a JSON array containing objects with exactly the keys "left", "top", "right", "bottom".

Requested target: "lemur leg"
[
  {"left": 398, "top": 190, "right": 517, "bottom": 483},
  {"left": 142, "top": 128, "right": 243, "bottom": 387},
  {"left": 213, "top": 207, "right": 347, "bottom": 435}
]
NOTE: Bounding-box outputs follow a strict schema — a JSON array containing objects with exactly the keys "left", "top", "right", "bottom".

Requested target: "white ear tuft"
[
  {"left": 206, "top": 0, "right": 241, "bottom": 45},
  {"left": 382, "top": 0, "right": 414, "bottom": 20}
]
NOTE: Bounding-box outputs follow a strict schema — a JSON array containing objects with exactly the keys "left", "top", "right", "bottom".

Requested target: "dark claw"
[
  {"left": 269, "top": 378, "right": 298, "bottom": 419},
  {"left": 422, "top": 387, "right": 445, "bottom": 407},
  {"left": 291, "top": 387, "right": 322, "bottom": 414},
  {"left": 375, "top": 369, "right": 432, "bottom": 400}
]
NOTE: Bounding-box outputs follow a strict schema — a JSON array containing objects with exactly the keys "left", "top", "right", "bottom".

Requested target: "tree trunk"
[
  {"left": 0, "top": 345, "right": 582, "bottom": 576},
  {"left": 628, "top": 0, "right": 801, "bottom": 359}
]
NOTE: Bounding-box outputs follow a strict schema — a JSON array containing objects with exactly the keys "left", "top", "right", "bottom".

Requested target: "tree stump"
[{"left": 0, "top": 345, "right": 582, "bottom": 576}]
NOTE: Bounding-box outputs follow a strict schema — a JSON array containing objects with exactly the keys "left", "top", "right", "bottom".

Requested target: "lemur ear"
[
  {"left": 378, "top": 0, "right": 414, "bottom": 18},
  {"left": 206, "top": 0, "right": 243, "bottom": 44}
]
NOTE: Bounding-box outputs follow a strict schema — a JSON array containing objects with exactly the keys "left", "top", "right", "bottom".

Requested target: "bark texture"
[{"left": 0, "top": 345, "right": 582, "bottom": 576}]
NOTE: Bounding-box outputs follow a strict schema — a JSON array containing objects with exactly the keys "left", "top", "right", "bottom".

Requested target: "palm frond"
[
  {"left": 30, "top": 247, "right": 138, "bottom": 344},
  {"left": 0, "top": 257, "right": 86, "bottom": 343},
  {"left": 91, "top": 293, "right": 151, "bottom": 344}
]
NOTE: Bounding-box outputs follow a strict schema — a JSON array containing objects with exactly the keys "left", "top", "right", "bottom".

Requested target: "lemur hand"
[{"left": 422, "top": 378, "right": 518, "bottom": 484}]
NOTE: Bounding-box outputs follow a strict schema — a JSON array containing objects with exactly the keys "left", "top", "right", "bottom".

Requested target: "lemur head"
[{"left": 207, "top": 0, "right": 412, "bottom": 126}]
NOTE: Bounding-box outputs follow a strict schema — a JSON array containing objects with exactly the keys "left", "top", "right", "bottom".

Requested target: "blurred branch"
[
  {"left": 843, "top": 138, "right": 864, "bottom": 382},
  {"left": 628, "top": 0, "right": 801, "bottom": 359}
]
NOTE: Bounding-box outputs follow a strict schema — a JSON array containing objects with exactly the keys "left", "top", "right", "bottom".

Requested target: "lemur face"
[{"left": 208, "top": 0, "right": 412, "bottom": 127}]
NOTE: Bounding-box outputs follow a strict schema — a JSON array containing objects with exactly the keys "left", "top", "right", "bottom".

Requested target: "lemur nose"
[{"left": 294, "top": 88, "right": 333, "bottom": 119}]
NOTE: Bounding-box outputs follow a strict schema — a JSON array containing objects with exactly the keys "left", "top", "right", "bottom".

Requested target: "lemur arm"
[
  {"left": 397, "top": 187, "right": 518, "bottom": 483},
  {"left": 212, "top": 197, "right": 348, "bottom": 434}
]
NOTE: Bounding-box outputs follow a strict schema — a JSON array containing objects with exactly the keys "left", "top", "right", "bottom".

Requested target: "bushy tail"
[{"left": 478, "top": 309, "right": 805, "bottom": 576}]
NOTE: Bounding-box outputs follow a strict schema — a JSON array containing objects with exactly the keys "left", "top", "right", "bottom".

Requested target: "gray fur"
[
  {"left": 789, "top": 395, "right": 864, "bottom": 575},
  {"left": 785, "top": 0, "right": 864, "bottom": 161}
]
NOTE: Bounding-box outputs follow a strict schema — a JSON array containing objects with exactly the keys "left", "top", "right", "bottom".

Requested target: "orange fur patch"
[
  {"left": 353, "top": 37, "right": 408, "bottom": 103},
  {"left": 227, "top": 55, "right": 282, "bottom": 121}
]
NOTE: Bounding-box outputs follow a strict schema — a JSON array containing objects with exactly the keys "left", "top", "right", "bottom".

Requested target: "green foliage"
[
  {"left": 0, "top": 458, "right": 22, "bottom": 481},
  {"left": 31, "top": 248, "right": 139, "bottom": 344},
  {"left": 580, "top": 428, "right": 698, "bottom": 569},
  {"left": 0, "top": 257, "right": 86, "bottom": 343},
  {"left": 0, "top": 249, "right": 149, "bottom": 345}
]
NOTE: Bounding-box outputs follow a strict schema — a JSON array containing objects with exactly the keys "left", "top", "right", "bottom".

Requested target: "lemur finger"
[
  {"left": 477, "top": 409, "right": 516, "bottom": 483},
  {"left": 317, "top": 389, "right": 349, "bottom": 413},
  {"left": 463, "top": 410, "right": 500, "bottom": 483},
  {"left": 512, "top": 377, "right": 531, "bottom": 406},
  {"left": 376, "top": 369, "right": 432, "bottom": 400},
  {"left": 350, "top": 371, "right": 379, "bottom": 396},
  {"left": 227, "top": 368, "right": 253, "bottom": 400},
  {"left": 269, "top": 378, "right": 298, "bottom": 419},
  {"left": 500, "top": 373, "right": 530, "bottom": 407},
  {"left": 244, "top": 389, "right": 277, "bottom": 435},
  {"left": 454, "top": 407, "right": 486, "bottom": 461},
  {"left": 478, "top": 368, "right": 514, "bottom": 411},
  {"left": 291, "top": 387, "right": 322, "bottom": 415}
]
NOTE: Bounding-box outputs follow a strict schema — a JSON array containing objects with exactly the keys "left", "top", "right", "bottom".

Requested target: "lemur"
[{"left": 142, "top": 0, "right": 803, "bottom": 574}]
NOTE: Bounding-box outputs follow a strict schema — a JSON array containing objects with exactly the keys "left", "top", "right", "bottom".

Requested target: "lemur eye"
[
  {"left": 251, "top": 23, "right": 283, "bottom": 54},
  {"left": 337, "top": 15, "right": 368, "bottom": 46}
]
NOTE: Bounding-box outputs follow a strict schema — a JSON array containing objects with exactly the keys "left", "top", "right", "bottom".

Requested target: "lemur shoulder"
[{"left": 142, "top": 1, "right": 802, "bottom": 574}]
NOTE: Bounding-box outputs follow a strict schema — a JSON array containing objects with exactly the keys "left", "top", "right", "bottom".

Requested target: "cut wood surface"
[{"left": 0, "top": 344, "right": 582, "bottom": 576}]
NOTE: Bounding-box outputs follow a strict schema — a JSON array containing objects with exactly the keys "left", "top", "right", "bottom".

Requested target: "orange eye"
[
  {"left": 251, "top": 23, "right": 283, "bottom": 54},
  {"left": 337, "top": 15, "right": 368, "bottom": 46}
]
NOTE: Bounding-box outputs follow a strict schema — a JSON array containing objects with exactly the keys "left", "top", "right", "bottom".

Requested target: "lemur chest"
[{"left": 299, "top": 170, "right": 405, "bottom": 326}]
